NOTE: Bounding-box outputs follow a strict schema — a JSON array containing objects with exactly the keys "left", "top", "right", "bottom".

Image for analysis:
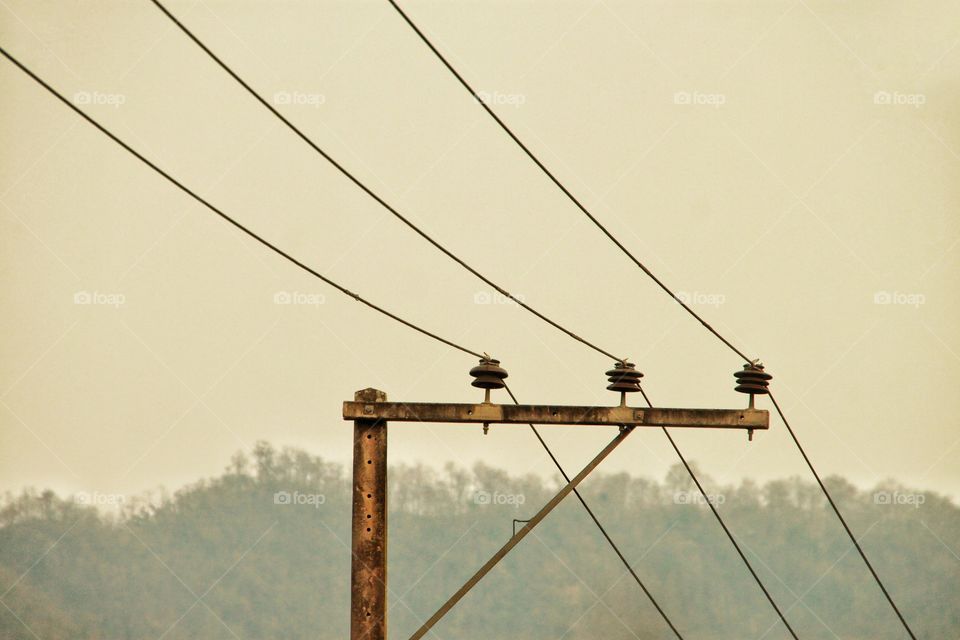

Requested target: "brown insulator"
[
  {"left": 734, "top": 363, "right": 772, "bottom": 395},
  {"left": 470, "top": 357, "right": 508, "bottom": 390},
  {"left": 606, "top": 361, "right": 643, "bottom": 394}
]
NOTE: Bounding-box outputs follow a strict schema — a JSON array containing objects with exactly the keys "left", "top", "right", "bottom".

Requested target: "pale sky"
[{"left": 1, "top": 0, "right": 958, "bottom": 503}]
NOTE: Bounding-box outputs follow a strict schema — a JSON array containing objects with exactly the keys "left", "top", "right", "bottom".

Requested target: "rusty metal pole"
[{"left": 351, "top": 388, "right": 388, "bottom": 640}]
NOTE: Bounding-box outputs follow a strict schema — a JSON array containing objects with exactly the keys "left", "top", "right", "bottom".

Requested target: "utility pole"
[
  {"left": 350, "top": 388, "right": 388, "bottom": 640},
  {"left": 344, "top": 359, "right": 771, "bottom": 640}
]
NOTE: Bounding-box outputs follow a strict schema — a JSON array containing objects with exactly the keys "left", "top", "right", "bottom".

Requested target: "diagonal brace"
[{"left": 407, "top": 427, "right": 635, "bottom": 640}]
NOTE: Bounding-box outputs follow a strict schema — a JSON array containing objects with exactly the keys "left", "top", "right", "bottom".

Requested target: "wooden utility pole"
[{"left": 350, "top": 388, "right": 388, "bottom": 640}]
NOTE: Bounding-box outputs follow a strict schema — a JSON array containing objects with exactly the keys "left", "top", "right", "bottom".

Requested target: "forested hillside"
[{"left": 1, "top": 443, "right": 956, "bottom": 639}]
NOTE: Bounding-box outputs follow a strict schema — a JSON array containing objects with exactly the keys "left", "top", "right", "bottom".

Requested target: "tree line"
[{"left": 0, "top": 442, "right": 956, "bottom": 639}]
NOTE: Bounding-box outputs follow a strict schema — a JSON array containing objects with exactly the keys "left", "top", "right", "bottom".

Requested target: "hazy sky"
[{"left": 1, "top": 0, "right": 958, "bottom": 504}]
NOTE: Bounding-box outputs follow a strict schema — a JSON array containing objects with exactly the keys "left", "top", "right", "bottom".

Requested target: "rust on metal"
[
  {"left": 343, "top": 401, "right": 768, "bottom": 431},
  {"left": 350, "top": 388, "right": 387, "bottom": 640}
]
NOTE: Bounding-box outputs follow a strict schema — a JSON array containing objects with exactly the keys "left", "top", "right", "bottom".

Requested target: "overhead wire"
[
  {"left": 639, "top": 390, "right": 799, "bottom": 640},
  {"left": 769, "top": 392, "right": 916, "bottom": 638},
  {"left": 505, "top": 383, "right": 685, "bottom": 640},
  {"left": 0, "top": 42, "right": 683, "bottom": 637},
  {"left": 385, "top": 3, "right": 917, "bottom": 637},
  {"left": 144, "top": 3, "right": 800, "bottom": 635},
  {"left": 148, "top": 0, "right": 622, "bottom": 364},
  {"left": 0, "top": 45, "right": 481, "bottom": 361},
  {"left": 8, "top": 0, "right": 914, "bottom": 633},
  {"left": 384, "top": 0, "right": 752, "bottom": 365}
]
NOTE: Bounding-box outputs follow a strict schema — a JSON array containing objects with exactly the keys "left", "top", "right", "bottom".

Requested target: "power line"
[
  {"left": 140, "top": 3, "right": 680, "bottom": 625},
  {"left": 0, "top": 42, "right": 685, "bottom": 638},
  {"left": 144, "top": 4, "right": 803, "bottom": 633},
  {"left": 505, "top": 384, "right": 685, "bottom": 640},
  {"left": 145, "top": 4, "right": 796, "bottom": 632},
  {"left": 0, "top": 45, "right": 481, "bottom": 361},
  {"left": 133, "top": 9, "right": 697, "bottom": 628},
  {"left": 377, "top": 4, "right": 798, "bottom": 631},
  {"left": 640, "top": 386, "right": 799, "bottom": 640},
  {"left": 769, "top": 392, "right": 916, "bottom": 639},
  {"left": 8, "top": 0, "right": 908, "bottom": 633},
  {"left": 384, "top": 0, "right": 752, "bottom": 364},
  {"left": 409, "top": 426, "right": 636, "bottom": 640},
  {"left": 386, "top": 4, "right": 916, "bottom": 637},
  {"left": 148, "top": 0, "right": 621, "bottom": 364}
]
